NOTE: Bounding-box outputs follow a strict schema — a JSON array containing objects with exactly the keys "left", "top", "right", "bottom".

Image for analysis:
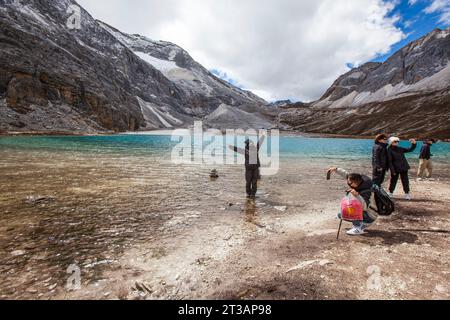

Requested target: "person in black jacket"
[
  {"left": 417, "top": 139, "right": 435, "bottom": 180},
  {"left": 372, "top": 134, "right": 389, "bottom": 186},
  {"left": 387, "top": 137, "right": 417, "bottom": 200},
  {"left": 228, "top": 134, "right": 266, "bottom": 199}
]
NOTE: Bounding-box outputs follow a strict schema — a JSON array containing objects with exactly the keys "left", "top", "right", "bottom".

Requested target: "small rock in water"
[
  {"left": 210, "top": 169, "right": 219, "bottom": 179},
  {"left": 11, "top": 250, "right": 26, "bottom": 256},
  {"left": 25, "top": 195, "right": 56, "bottom": 205},
  {"left": 274, "top": 206, "right": 287, "bottom": 212}
]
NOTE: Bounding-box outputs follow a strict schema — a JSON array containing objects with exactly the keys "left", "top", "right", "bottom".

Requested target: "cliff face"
[
  {"left": 0, "top": 0, "right": 265, "bottom": 134},
  {"left": 279, "top": 28, "right": 450, "bottom": 139}
]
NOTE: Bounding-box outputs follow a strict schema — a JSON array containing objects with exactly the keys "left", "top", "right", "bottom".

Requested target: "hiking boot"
[
  {"left": 405, "top": 193, "right": 412, "bottom": 201},
  {"left": 346, "top": 227, "right": 365, "bottom": 236}
]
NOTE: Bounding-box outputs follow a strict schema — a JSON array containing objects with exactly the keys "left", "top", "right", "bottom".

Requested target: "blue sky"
[{"left": 372, "top": 0, "right": 450, "bottom": 62}]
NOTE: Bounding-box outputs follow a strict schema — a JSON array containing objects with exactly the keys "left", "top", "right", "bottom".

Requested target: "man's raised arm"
[
  {"left": 257, "top": 134, "right": 266, "bottom": 149},
  {"left": 228, "top": 145, "right": 246, "bottom": 155}
]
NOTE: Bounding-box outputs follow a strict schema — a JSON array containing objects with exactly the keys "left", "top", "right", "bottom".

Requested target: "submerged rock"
[
  {"left": 25, "top": 196, "right": 56, "bottom": 205},
  {"left": 210, "top": 169, "right": 219, "bottom": 179}
]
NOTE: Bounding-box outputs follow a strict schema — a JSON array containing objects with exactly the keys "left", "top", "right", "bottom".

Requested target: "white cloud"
[
  {"left": 77, "top": 0, "right": 404, "bottom": 102},
  {"left": 424, "top": 0, "right": 450, "bottom": 24}
]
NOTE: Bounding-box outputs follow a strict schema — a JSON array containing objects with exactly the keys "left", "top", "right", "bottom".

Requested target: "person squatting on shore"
[{"left": 328, "top": 167, "right": 379, "bottom": 236}]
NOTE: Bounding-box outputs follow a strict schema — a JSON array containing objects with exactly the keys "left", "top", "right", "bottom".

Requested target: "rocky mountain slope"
[
  {"left": 280, "top": 28, "right": 450, "bottom": 139},
  {"left": 0, "top": 0, "right": 267, "bottom": 134}
]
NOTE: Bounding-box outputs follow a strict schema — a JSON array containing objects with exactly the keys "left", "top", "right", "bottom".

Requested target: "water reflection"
[{"left": 243, "top": 199, "right": 265, "bottom": 231}]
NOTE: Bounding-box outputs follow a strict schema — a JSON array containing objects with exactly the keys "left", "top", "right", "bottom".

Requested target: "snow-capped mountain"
[
  {"left": 0, "top": 0, "right": 266, "bottom": 134},
  {"left": 279, "top": 28, "right": 450, "bottom": 139},
  {"left": 98, "top": 21, "right": 266, "bottom": 115}
]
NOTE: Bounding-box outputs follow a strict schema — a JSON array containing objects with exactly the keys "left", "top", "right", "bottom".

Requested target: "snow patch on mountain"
[
  {"left": 315, "top": 63, "right": 450, "bottom": 108},
  {"left": 134, "top": 52, "right": 178, "bottom": 73}
]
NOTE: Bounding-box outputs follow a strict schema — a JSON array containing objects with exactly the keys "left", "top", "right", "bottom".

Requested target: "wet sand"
[{"left": 0, "top": 148, "right": 449, "bottom": 300}]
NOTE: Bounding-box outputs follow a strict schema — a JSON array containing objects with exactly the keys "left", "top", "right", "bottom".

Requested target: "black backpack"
[{"left": 371, "top": 184, "right": 395, "bottom": 216}]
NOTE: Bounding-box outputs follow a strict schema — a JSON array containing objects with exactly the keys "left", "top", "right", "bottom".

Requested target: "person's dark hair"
[
  {"left": 375, "top": 134, "right": 388, "bottom": 143},
  {"left": 428, "top": 138, "right": 436, "bottom": 144},
  {"left": 348, "top": 173, "right": 363, "bottom": 185}
]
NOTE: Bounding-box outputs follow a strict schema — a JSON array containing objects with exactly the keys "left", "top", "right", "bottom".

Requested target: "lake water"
[
  {"left": 0, "top": 133, "right": 449, "bottom": 299},
  {"left": 1, "top": 134, "right": 449, "bottom": 162}
]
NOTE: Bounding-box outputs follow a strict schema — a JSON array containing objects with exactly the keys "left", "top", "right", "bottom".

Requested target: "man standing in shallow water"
[{"left": 228, "top": 134, "right": 266, "bottom": 199}]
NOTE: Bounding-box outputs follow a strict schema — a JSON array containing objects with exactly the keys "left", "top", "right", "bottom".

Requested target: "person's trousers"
[
  {"left": 338, "top": 212, "right": 375, "bottom": 228},
  {"left": 389, "top": 171, "right": 410, "bottom": 194},
  {"left": 418, "top": 159, "right": 433, "bottom": 178},
  {"left": 372, "top": 168, "right": 387, "bottom": 186},
  {"left": 245, "top": 166, "right": 259, "bottom": 196}
]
